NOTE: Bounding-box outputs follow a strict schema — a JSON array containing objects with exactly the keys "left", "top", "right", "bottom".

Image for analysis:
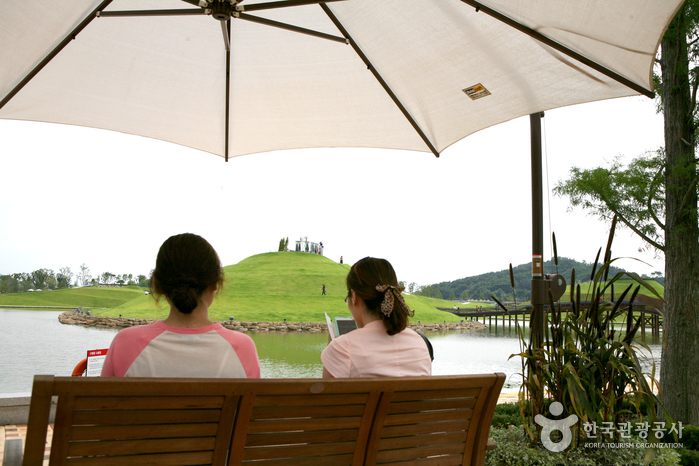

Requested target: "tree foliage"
[
  {"left": 78, "top": 263, "right": 91, "bottom": 286},
  {"left": 0, "top": 264, "right": 150, "bottom": 293},
  {"left": 554, "top": 152, "right": 667, "bottom": 251},
  {"left": 277, "top": 237, "right": 289, "bottom": 252},
  {"left": 430, "top": 257, "right": 627, "bottom": 303}
]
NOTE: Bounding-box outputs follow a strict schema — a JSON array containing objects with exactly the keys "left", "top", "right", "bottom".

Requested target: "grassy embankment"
[
  {"left": 576, "top": 277, "right": 665, "bottom": 300},
  {"left": 499, "top": 277, "right": 665, "bottom": 309},
  {"left": 0, "top": 252, "right": 462, "bottom": 324}
]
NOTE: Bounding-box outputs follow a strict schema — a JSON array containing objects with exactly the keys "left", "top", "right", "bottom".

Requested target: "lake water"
[{"left": 0, "top": 309, "right": 662, "bottom": 396}]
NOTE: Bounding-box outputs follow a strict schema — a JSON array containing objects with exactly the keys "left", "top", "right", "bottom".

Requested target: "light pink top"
[
  {"left": 101, "top": 321, "right": 260, "bottom": 378},
  {"left": 321, "top": 320, "right": 432, "bottom": 378}
]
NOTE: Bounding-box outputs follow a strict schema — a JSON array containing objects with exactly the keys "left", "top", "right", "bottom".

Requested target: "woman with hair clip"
[
  {"left": 321, "top": 257, "right": 432, "bottom": 378},
  {"left": 101, "top": 233, "right": 260, "bottom": 378}
]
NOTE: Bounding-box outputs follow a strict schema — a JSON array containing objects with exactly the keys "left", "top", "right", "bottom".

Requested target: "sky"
[{"left": 0, "top": 95, "right": 666, "bottom": 287}]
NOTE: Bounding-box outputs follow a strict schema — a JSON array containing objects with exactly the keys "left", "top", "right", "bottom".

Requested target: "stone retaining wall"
[{"left": 58, "top": 310, "right": 486, "bottom": 332}]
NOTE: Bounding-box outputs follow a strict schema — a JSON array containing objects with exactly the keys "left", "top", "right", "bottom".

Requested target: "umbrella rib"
[
  {"left": 0, "top": 0, "right": 115, "bottom": 111},
  {"left": 239, "top": 0, "right": 347, "bottom": 13},
  {"left": 97, "top": 9, "right": 205, "bottom": 17},
  {"left": 237, "top": 13, "right": 348, "bottom": 44},
  {"left": 221, "top": 20, "right": 231, "bottom": 51},
  {"left": 459, "top": 0, "right": 655, "bottom": 99},
  {"left": 320, "top": 4, "right": 440, "bottom": 158}
]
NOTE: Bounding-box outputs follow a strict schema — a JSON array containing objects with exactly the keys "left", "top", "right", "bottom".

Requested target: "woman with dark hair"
[
  {"left": 321, "top": 257, "right": 431, "bottom": 378},
  {"left": 101, "top": 233, "right": 260, "bottom": 378}
]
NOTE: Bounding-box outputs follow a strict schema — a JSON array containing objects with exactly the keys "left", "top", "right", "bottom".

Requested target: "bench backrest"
[{"left": 23, "top": 373, "right": 505, "bottom": 466}]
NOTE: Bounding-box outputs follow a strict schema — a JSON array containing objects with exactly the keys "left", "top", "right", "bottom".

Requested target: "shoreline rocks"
[{"left": 57, "top": 310, "right": 487, "bottom": 332}]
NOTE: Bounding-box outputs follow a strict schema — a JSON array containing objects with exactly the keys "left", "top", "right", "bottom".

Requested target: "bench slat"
[
  {"left": 252, "top": 403, "right": 366, "bottom": 420},
  {"left": 254, "top": 393, "right": 369, "bottom": 407},
  {"left": 376, "top": 443, "right": 466, "bottom": 463},
  {"left": 384, "top": 408, "right": 473, "bottom": 426},
  {"left": 375, "top": 455, "right": 464, "bottom": 466},
  {"left": 240, "top": 454, "right": 355, "bottom": 466},
  {"left": 71, "top": 409, "right": 221, "bottom": 425},
  {"left": 381, "top": 419, "right": 470, "bottom": 438},
  {"left": 69, "top": 423, "right": 220, "bottom": 441},
  {"left": 53, "top": 378, "right": 241, "bottom": 397},
  {"left": 64, "top": 450, "right": 213, "bottom": 465},
  {"left": 66, "top": 437, "right": 216, "bottom": 457},
  {"left": 391, "top": 388, "right": 481, "bottom": 402},
  {"left": 74, "top": 395, "right": 225, "bottom": 410},
  {"left": 387, "top": 397, "right": 477, "bottom": 414},
  {"left": 377, "top": 431, "right": 468, "bottom": 450},
  {"left": 243, "top": 441, "right": 356, "bottom": 460},
  {"left": 245, "top": 429, "right": 360, "bottom": 447},
  {"left": 246, "top": 416, "right": 362, "bottom": 433}
]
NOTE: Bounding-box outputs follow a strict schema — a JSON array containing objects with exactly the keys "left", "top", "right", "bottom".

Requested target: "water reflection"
[
  {"left": 248, "top": 332, "right": 327, "bottom": 378},
  {"left": 0, "top": 309, "right": 662, "bottom": 395}
]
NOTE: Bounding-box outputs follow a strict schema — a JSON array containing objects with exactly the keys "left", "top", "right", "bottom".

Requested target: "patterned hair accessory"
[{"left": 375, "top": 284, "right": 414, "bottom": 317}]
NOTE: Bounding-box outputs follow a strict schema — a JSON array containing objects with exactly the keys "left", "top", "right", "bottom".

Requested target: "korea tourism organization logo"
[
  {"left": 535, "top": 401, "right": 684, "bottom": 452},
  {"left": 535, "top": 402, "right": 578, "bottom": 452}
]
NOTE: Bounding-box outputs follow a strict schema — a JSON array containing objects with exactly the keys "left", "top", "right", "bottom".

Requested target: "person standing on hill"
[
  {"left": 101, "top": 233, "right": 260, "bottom": 378},
  {"left": 322, "top": 284, "right": 326, "bottom": 295},
  {"left": 321, "top": 257, "right": 431, "bottom": 378}
]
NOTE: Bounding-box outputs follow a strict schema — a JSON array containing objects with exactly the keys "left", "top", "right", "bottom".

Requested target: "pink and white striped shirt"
[{"left": 101, "top": 321, "right": 260, "bottom": 378}]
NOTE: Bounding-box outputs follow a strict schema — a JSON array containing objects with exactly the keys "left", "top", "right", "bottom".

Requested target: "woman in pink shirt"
[
  {"left": 321, "top": 257, "right": 432, "bottom": 378},
  {"left": 101, "top": 233, "right": 260, "bottom": 378}
]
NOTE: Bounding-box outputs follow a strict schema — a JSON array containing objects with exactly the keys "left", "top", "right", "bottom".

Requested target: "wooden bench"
[{"left": 17, "top": 372, "right": 504, "bottom": 466}]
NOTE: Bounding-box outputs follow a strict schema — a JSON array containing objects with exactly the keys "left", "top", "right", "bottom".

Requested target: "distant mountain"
[{"left": 431, "top": 257, "right": 630, "bottom": 302}]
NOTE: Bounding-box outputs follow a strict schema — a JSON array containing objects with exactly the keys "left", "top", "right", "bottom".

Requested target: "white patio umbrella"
[
  {"left": 0, "top": 0, "right": 682, "bottom": 350},
  {"left": 0, "top": 0, "right": 682, "bottom": 161}
]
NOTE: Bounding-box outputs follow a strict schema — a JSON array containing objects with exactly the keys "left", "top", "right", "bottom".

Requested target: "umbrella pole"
[
  {"left": 529, "top": 111, "right": 545, "bottom": 416},
  {"left": 530, "top": 112, "right": 545, "bottom": 349}
]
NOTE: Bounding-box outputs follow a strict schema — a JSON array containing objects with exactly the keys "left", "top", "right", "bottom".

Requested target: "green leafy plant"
[{"left": 494, "top": 216, "right": 670, "bottom": 448}]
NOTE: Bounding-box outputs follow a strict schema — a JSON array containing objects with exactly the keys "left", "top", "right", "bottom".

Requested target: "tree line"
[
  {"left": 0, "top": 263, "right": 149, "bottom": 293},
  {"left": 410, "top": 257, "right": 644, "bottom": 302}
]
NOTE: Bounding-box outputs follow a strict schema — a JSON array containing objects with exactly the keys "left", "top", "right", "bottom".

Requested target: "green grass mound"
[
  {"left": 0, "top": 285, "right": 145, "bottom": 309},
  {"left": 57, "top": 252, "right": 461, "bottom": 324}
]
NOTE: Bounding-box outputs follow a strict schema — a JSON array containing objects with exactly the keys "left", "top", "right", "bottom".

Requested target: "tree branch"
[
  {"left": 647, "top": 164, "right": 666, "bottom": 230},
  {"left": 610, "top": 206, "right": 665, "bottom": 251},
  {"left": 676, "top": 171, "right": 699, "bottom": 222},
  {"left": 690, "top": 72, "right": 698, "bottom": 117}
]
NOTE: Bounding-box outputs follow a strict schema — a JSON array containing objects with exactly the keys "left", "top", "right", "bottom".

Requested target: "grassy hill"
[
  {"left": 1, "top": 252, "right": 462, "bottom": 324},
  {"left": 570, "top": 277, "right": 664, "bottom": 301},
  {"left": 0, "top": 285, "right": 145, "bottom": 308}
]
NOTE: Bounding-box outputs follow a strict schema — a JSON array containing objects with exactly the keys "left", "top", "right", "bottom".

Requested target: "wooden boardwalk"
[{"left": 441, "top": 299, "right": 663, "bottom": 338}]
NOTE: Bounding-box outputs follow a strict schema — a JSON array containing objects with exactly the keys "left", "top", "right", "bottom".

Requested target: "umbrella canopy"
[{"left": 0, "top": 0, "right": 683, "bottom": 160}]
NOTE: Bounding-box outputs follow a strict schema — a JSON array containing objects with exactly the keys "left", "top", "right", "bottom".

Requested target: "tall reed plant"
[{"left": 494, "top": 217, "right": 669, "bottom": 447}]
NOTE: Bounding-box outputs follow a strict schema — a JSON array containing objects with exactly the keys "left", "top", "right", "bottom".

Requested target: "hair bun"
[{"left": 176, "top": 277, "right": 198, "bottom": 288}]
